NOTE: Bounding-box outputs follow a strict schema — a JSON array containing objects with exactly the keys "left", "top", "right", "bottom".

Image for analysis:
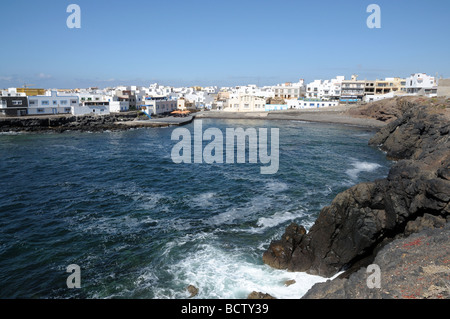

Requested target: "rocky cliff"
[
  {"left": 302, "top": 222, "right": 449, "bottom": 299},
  {"left": 263, "top": 101, "right": 450, "bottom": 285}
]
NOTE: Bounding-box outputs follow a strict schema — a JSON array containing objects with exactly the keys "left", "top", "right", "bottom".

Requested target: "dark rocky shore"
[
  {"left": 0, "top": 113, "right": 139, "bottom": 133},
  {"left": 0, "top": 112, "right": 195, "bottom": 132},
  {"left": 263, "top": 97, "right": 450, "bottom": 298}
]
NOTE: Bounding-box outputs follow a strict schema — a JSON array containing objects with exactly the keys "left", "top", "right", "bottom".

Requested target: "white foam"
[
  {"left": 0, "top": 131, "right": 23, "bottom": 135},
  {"left": 189, "top": 192, "right": 217, "bottom": 208},
  {"left": 346, "top": 161, "right": 381, "bottom": 180},
  {"left": 159, "top": 243, "right": 331, "bottom": 299},
  {"left": 291, "top": 120, "right": 310, "bottom": 124},
  {"left": 265, "top": 181, "right": 289, "bottom": 193},
  {"left": 245, "top": 210, "right": 305, "bottom": 233},
  {"left": 205, "top": 194, "right": 273, "bottom": 226}
]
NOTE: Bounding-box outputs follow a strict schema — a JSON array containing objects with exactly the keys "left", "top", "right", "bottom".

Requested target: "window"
[
  {"left": 37, "top": 108, "right": 44, "bottom": 113},
  {"left": 53, "top": 100, "right": 58, "bottom": 105},
  {"left": 60, "top": 100, "right": 68, "bottom": 105},
  {"left": 42, "top": 100, "right": 49, "bottom": 106},
  {"left": 29, "top": 100, "right": 37, "bottom": 106},
  {"left": 12, "top": 100, "right": 23, "bottom": 106},
  {"left": 64, "top": 108, "right": 71, "bottom": 113}
]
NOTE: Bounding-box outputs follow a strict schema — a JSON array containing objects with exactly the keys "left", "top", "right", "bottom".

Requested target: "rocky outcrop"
[
  {"left": 263, "top": 103, "right": 450, "bottom": 278},
  {"left": 247, "top": 291, "right": 276, "bottom": 299},
  {"left": 0, "top": 113, "right": 138, "bottom": 133},
  {"left": 302, "top": 223, "right": 450, "bottom": 299},
  {"left": 346, "top": 96, "right": 449, "bottom": 123},
  {"left": 186, "top": 285, "right": 199, "bottom": 298}
]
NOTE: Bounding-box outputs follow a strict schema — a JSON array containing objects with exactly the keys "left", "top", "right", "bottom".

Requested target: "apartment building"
[
  {"left": 0, "top": 88, "right": 28, "bottom": 116},
  {"left": 306, "top": 76, "right": 344, "bottom": 101},
  {"left": 272, "top": 80, "right": 305, "bottom": 100},
  {"left": 340, "top": 75, "right": 365, "bottom": 103},
  {"left": 224, "top": 95, "right": 266, "bottom": 112},
  {"left": 364, "top": 77, "right": 406, "bottom": 102},
  {"left": 375, "top": 78, "right": 406, "bottom": 95},
  {"left": 141, "top": 97, "right": 177, "bottom": 115},
  {"left": 405, "top": 73, "right": 437, "bottom": 96},
  {"left": 27, "top": 91, "right": 79, "bottom": 115}
]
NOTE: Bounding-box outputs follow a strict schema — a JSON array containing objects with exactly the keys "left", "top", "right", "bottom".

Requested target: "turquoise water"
[{"left": 0, "top": 119, "right": 391, "bottom": 299}]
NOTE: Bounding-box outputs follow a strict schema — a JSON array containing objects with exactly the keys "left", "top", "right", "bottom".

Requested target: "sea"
[{"left": 0, "top": 118, "right": 392, "bottom": 299}]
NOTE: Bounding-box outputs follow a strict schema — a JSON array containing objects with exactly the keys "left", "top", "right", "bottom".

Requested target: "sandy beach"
[{"left": 195, "top": 105, "right": 386, "bottom": 129}]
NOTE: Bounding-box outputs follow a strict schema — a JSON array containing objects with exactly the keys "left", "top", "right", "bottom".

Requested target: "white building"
[
  {"left": 272, "top": 80, "right": 305, "bottom": 100},
  {"left": 224, "top": 95, "right": 266, "bottom": 112},
  {"left": 109, "top": 100, "right": 130, "bottom": 113},
  {"left": 140, "top": 97, "right": 178, "bottom": 115},
  {"left": 71, "top": 104, "right": 110, "bottom": 116},
  {"left": 27, "top": 91, "right": 79, "bottom": 115},
  {"left": 183, "top": 91, "right": 214, "bottom": 109},
  {"left": 306, "top": 76, "right": 344, "bottom": 100},
  {"left": 405, "top": 73, "right": 437, "bottom": 96},
  {"left": 287, "top": 99, "right": 339, "bottom": 109}
]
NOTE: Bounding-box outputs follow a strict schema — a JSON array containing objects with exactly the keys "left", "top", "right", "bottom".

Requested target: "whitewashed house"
[
  {"left": 140, "top": 97, "right": 177, "bottom": 115},
  {"left": 306, "top": 76, "right": 344, "bottom": 101},
  {"left": 405, "top": 73, "right": 437, "bottom": 96},
  {"left": 109, "top": 99, "right": 130, "bottom": 113},
  {"left": 224, "top": 94, "right": 266, "bottom": 112},
  {"left": 27, "top": 91, "right": 79, "bottom": 115}
]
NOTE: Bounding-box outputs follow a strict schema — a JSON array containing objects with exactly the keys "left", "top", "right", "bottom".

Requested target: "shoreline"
[
  {"left": 0, "top": 107, "right": 386, "bottom": 133},
  {"left": 262, "top": 101, "right": 450, "bottom": 299},
  {"left": 196, "top": 107, "right": 386, "bottom": 129},
  {"left": 0, "top": 112, "right": 194, "bottom": 132}
]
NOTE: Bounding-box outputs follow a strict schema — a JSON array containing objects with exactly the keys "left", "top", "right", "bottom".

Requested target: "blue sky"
[{"left": 1, "top": 0, "right": 449, "bottom": 88}]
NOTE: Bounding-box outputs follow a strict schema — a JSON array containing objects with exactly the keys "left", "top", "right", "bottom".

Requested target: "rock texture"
[
  {"left": 263, "top": 102, "right": 450, "bottom": 279},
  {"left": 187, "top": 285, "right": 199, "bottom": 298},
  {"left": 0, "top": 113, "right": 138, "bottom": 133},
  {"left": 302, "top": 223, "right": 450, "bottom": 299},
  {"left": 346, "top": 96, "right": 449, "bottom": 123},
  {"left": 247, "top": 291, "right": 276, "bottom": 299}
]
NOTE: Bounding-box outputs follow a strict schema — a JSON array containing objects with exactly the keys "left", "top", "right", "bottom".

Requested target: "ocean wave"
[
  {"left": 244, "top": 210, "right": 305, "bottom": 234},
  {"left": 205, "top": 194, "right": 273, "bottom": 226},
  {"left": 158, "top": 243, "right": 329, "bottom": 299},
  {"left": 188, "top": 192, "right": 218, "bottom": 208},
  {"left": 346, "top": 161, "right": 381, "bottom": 180},
  {"left": 264, "top": 181, "right": 288, "bottom": 193},
  {"left": 0, "top": 131, "right": 24, "bottom": 135}
]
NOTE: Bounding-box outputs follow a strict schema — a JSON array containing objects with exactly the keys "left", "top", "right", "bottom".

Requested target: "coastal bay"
[{"left": 0, "top": 117, "right": 391, "bottom": 299}]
